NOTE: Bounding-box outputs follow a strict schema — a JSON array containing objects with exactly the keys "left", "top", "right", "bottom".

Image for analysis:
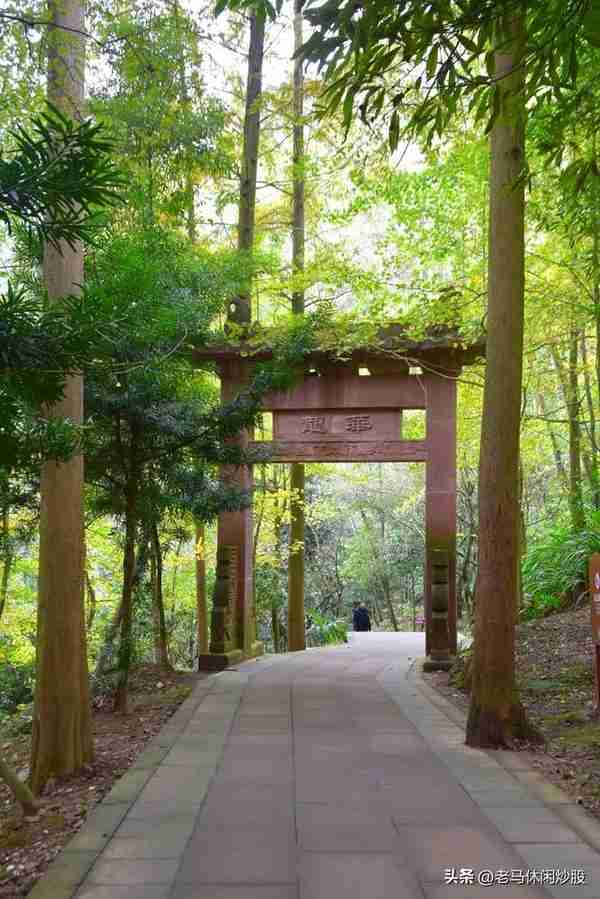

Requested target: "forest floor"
[
  {"left": 0, "top": 664, "right": 202, "bottom": 898},
  {"left": 423, "top": 602, "right": 600, "bottom": 820}
]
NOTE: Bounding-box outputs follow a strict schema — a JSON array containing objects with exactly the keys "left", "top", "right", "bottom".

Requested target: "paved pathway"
[{"left": 34, "top": 634, "right": 600, "bottom": 899}]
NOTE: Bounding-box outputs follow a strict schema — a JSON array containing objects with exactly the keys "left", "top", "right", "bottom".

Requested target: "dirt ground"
[
  {"left": 0, "top": 665, "right": 202, "bottom": 898},
  {"left": 423, "top": 603, "right": 600, "bottom": 819}
]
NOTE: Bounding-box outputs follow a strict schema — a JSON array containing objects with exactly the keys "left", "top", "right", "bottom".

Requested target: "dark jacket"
[{"left": 353, "top": 607, "right": 371, "bottom": 632}]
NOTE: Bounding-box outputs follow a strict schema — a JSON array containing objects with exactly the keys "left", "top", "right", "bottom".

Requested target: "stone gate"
[{"left": 194, "top": 331, "right": 484, "bottom": 670}]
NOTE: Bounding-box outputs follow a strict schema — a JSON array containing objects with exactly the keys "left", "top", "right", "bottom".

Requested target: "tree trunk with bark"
[
  {"left": 196, "top": 523, "right": 208, "bottom": 656},
  {"left": 229, "top": 10, "right": 265, "bottom": 325},
  {"left": 580, "top": 333, "right": 600, "bottom": 508},
  {"left": 567, "top": 328, "right": 585, "bottom": 531},
  {"left": 288, "top": 462, "right": 306, "bottom": 650},
  {"left": 151, "top": 524, "right": 170, "bottom": 669},
  {"left": 466, "top": 16, "right": 535, "bottom": 748},
  {"left": 94, "top": 599, "right": 124, "bottom": 680},
  {"left": 288, "top": 0, "right": 307, "bottom": 652},
  {"left": 175, "top": 23, "right": 208, "bottom": 663},
  {"left": 85, "top": 569, "right": 97, "bottom": 632},
  {"left": 30, "top": 0, "right": 93, "bottom": 794},
  {"left": 551, "top": 336, "right": 585, "bottom": 532},
  {"left": 592, "top": 188, "right": 600, "bottom": 464},
  {"left": 272, "top": 465, "right": 287, "bottom": 651},
  {"left": 0, "top": 506, "right": 13, "bottom": 621},
  {"left": 113, "top": 479, "right": 139, "bottom": 715},
  {"left": 538, "top": 392, "right": 569, "bottom": 493}
]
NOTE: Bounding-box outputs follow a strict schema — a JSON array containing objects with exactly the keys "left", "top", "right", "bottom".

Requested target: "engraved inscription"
[
  {"left": 249, "top": 439, "right": 428, "bottom": 463},
  {"left": 345, "top": 414, "right": 373, "bottom": 433},
  {"left": 302, "top": 415, "right": 327, "bottom": 434}
]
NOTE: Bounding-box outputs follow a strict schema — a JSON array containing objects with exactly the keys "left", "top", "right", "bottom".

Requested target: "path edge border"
[
  {"left": 24, "top": 674, "right": 220, "bottom": 899},
  {"left": 411, "top": 660, "right": 600, "bottom": 855}
]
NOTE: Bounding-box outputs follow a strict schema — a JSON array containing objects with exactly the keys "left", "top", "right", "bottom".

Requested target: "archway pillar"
[
  {"left": 424, "top": 371, "right": 457, "bottom": 668},
  {"left": 198, "top": 361, "right": 261, "bottom": 671}
]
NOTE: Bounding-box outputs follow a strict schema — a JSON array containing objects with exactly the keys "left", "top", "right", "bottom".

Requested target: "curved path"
[{"left": 34, "top": 634, "right": 600, "bottom": 899}]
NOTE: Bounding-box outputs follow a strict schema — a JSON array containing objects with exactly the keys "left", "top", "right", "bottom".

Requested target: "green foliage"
[
  {"left": 0, "top": 654, "right": 34, "bottom": 714},
  {"left": 215, "top": 0, "right": 283, "bottom": 21},
  {"left": 302, "top": 0, "right": 591, "bottom": 147},
  {"left": 521, "top": 510, "right": 600, "bottom": 616},
  {"left": 0, "top": 106, "right": 123, "bottom": 472},
  {"left": 93, "top": 1, "right": 231, "bottom": 228},
  {"left": 583, "top": 0, "right": 600, "bottom": 47},
  {"left": 305, "top": 610, "right": 347, "bottom": 646},
  {"left": 520, "top": 592, "right": 564, "bottom": 621},
  {"left": 0, "top": 105, "right": 123, "bottom": 248},
  {"left": 0, "top": 283, "right": 122, "bottom": 470}
]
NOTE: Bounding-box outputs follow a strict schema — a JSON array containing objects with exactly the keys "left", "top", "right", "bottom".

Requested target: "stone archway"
[{"left": 195, "top": 335, "right": 483, "bottom": 671}]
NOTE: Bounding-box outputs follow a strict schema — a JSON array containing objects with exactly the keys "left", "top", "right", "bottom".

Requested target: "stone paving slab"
[
  {"left": 170, "top": 886, "right": 298, "bottom": 899},
  {"left": 29, "top": 635, "right": 600, "bottom": 899},
  {"left": 298, "top": 852, "right": 421, "bottom": 899}
]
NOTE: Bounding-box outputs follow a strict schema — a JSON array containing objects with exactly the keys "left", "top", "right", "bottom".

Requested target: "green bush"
[
  {"left": 306, "top": 611, "right": 348, "bottom": 647},
  {"left": 521, "top": 509, "right": 600, "bottom": 618},
  {"left": 0, "top": 657, "right": 34, "bottom": 714},
  {"left": 0, "top": 703, "right": 33, "bottom": 736},
  {"left": 520, "top": 591, "right": 563, "bottom": 621}
]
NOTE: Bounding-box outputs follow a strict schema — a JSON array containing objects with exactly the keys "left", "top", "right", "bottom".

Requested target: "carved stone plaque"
[{"left": 273, "top": 409, "right": 402, "bottom": 442}]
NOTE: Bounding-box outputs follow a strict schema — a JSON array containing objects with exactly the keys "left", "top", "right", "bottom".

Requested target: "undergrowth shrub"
[
  {"left": 305, "top": 611, "right": 347, "bottom": 646},
  {"left": 0, "top": 654, "right": 34, "bottom": 714},
  {"left": 521, "top": 510, "right": 600, "bottom": 619}
]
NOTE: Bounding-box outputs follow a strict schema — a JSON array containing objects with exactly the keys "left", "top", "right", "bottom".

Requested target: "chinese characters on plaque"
[
  {"left": 345, "top": 414, "right": 373, "bottom": 433},
  {"left": 301, "top": 416, "right": 327, "bottom": 434},
  {"left": 301, "top": 414, "right": 374, "bottom": 435}
]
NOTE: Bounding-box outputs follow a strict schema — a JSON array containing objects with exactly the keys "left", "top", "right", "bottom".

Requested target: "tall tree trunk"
[
  {"left": 229, "top": 10, "right": 265, "bottom": 325},
  {"left": 382, "top": 576, "right": 398, "bottom": 631},
  {"left": 517, "top": 457, "right": 527, "bottom": 621},
  {"left": 113, "top": 481, "right": 139, "bottom": 715},
  {"left": 272, "top": 465, "right": 287, "bottom": 651},
  {"left": 30, "top": 0, "right": 93, "bottom": 794},
  {"left": 466, "top": 16, "right": 533, "bottom": 748},
  {"left": 288, "top": 463, "right": 306, "bottom": 649},
  {"left": 592, "top": 174, "right": 600, "bottom": 450},
  {"left": 271, "top": 601, "right": 281, "bottom": 653},
  {"left": 567, "top": 328, "right": 585, "bottom": 531},
  {"left": 151, "top": 524, "right": 170, "bottom": 669},
  {"left": 288, "top": 0, "right": 307, "bottom": 652},
  {"left": 196, "top": 523, "right": 208, "bottom": 656},
  {"left": 538, "top": 392, "right": 569, "bottom": 493},
  {"left": 176, "top": 22, "right": 208, "bottom": 660},
  {"left": 0, "top": 506, "right": 13, "bottom": 621},
  {"left": 94, "top": 599, "right": 124, "bottom": 680},
  {"left": 457, "top": 532, "right": 474, "bottom": 621},
  {"left": 359, "top": 508, "right": 396, "bottom": 629},
  {"left": 85, "top": 569, "right": 97, "bottom": 632},
  {"left": 580, "top": 333, "right": 600, "bottom": 508},
  {"left": 551, "top": 338, "right": 585, "bottom": 531},
  {"left": 173, "top": 0, "right": 196, "bottom": 242}
]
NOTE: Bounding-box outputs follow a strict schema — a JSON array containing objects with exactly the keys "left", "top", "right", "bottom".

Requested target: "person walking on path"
[{"left": 353, "top": 602, "right": 372, "bottom": 632}]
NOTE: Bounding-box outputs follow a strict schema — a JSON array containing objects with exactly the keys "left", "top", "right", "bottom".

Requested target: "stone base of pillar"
[
  {"left": 198, "top": 650, "right": 244, "bottom": 672},
  {"left": 422, "top": 656, "right": 455, "bottom": 672}
]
